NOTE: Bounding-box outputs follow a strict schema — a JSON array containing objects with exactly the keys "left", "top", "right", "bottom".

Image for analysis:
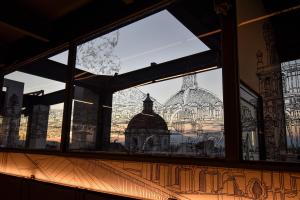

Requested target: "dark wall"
[{"left": 0, "top": 173, "right": 136, "bottom": 200}]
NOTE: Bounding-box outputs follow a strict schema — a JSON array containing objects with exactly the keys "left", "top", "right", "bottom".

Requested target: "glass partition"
[{"left": 237, "top": 0, "right": 300, "bottom": 162}]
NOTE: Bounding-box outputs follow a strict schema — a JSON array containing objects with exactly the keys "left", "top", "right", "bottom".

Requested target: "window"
[
  {"left": 0, "top": 53, "right": 67, "bottom": 150},
  {"left": 67, "top": 9, "right": 221, "bottom": 156},
  {"left": 110, "top": 69, "right": 224, "bottom": 157}
]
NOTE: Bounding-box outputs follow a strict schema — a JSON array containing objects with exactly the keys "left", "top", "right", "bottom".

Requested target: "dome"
[
  {"left": 126, "top": 93, "right": 168, "bottom": 131},
  {"left": 127, "top": 113, "right": 168, "bottom": 130},
  {"left": 164, "top": 88, "right": 222, "bottom": 107},
  {"left": 164, "top": 74, "right": 222, "bottom": 107}
]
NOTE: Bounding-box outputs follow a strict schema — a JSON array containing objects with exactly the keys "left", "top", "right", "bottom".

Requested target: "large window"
[
  {"left": 0, "top": 2, "right": 235, "bottom": 161},
  {"left": 65, "top": 9, "right": 223, "bottom": 157},
  {"left": 1, "top": 0, "right": 300, "bottom": 168}
]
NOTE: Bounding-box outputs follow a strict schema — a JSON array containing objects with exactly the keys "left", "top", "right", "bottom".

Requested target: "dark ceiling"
[
  {"left": 0, "top": 0, "right": 221, "bottom": 73},
  {"left": 0, "top": 0, "right": 171, "bottom": 70},
  {"left": 0, "top": 0, "right": 299, "bottom": 72}
]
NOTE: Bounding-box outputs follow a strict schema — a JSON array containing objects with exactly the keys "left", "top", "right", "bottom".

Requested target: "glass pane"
[
  {"left": 75, "top": 10, "right": 209, "bottom": 76},
  {"left": 68, "top": 8, "right": 218, "bottom": 153},
  {"left": 237, "top": 0, "right": 300, "bottom": 161},
  {"left": 282, "top": 60, "right": 300, "bottom": 159},
  {"left": 111, "top": 69, "right": 224, "bottom": 157},
  {"left": 0, "top": 55, "right": 67, "bottom": 149},
  {"left": 70, "top": 87, "right": 99, "bottom": 150},
  {"left": 240, "top": 84, "right": 260, "bottom": 160}
]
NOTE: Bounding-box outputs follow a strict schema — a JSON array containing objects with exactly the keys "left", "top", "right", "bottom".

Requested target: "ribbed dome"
[
  {"left": 164, "top": 88, "right": 222, "bottom": 107},
  {"left": 127, "top": 112, "right": 168, "bottom": 130}
]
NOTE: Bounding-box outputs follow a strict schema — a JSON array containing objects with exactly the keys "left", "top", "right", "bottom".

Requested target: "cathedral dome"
[
  {"left": 126, "top": 94, "right": 168, "bottom": 131},
  {"left": 164, "top": 75, "right": 222, "bottom": 107},
  {"left": 164, "top": 88, "right": 221, "bottom": 107}
]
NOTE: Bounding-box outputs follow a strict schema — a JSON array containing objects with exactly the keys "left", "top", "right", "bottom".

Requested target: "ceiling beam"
[
  {"left": 0, "top": 20, "right": 49, "bottom": 42},
  {"left": 108, "top": 50, "right": 219, "bottom": 91},
  {"left": 18, "top": 59, "right": 111, "bottom": 92}
]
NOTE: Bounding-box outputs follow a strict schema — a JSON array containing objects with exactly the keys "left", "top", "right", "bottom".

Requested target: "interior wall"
[{"left": 0, "top": 152, "right": 300, "bottom": 200}]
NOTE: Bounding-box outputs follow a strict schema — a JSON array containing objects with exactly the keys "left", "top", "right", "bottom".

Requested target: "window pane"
[
  {"left": 240, "top": 84, "right": 260, "bottom": 160},
  {"left": 0, "top": 56, "right": 67, "bottom": 149},
  {"left": 111, "top": 69, "right": 224, "bottom": 157},
  {"left": 282, "top": 60, "right": 300, "bottom": 158},
  {"left": 70, "top": 87, "right": 99, "bottom": 150},
  {"left": 75, "top": 10, "right": 209, "bottom": 76}
]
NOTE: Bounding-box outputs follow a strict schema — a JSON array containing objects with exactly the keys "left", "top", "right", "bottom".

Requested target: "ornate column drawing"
[{"left": 256, "top": 22, "right": 287, "bottom": 160}]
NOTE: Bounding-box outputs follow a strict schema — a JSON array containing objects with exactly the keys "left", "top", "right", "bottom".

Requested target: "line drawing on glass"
[{"left": 111, "top": 72, "right": 224, "bottom": 157}]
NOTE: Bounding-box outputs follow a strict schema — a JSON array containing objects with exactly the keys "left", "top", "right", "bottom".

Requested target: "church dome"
[
  {"left": 126, "top": 94, "right": 168, "bottom": 131},
  {"left": 164, "top": 88, "right": 221, "bottom": 107},
  {"left": 127, "top": 113, "right": 168, "bottom": 130},
  {"left": 164, "top": 74, "right": 222, "bottom": 107}
]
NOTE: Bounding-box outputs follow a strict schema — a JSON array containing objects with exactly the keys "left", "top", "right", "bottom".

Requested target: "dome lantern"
[{"left": 143, "top": 93, "right": 153, "bottom": 113}]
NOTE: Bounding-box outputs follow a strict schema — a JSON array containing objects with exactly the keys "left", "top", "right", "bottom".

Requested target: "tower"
[{"left": 256, "top": 22, "right": 287, "bottom": 160}]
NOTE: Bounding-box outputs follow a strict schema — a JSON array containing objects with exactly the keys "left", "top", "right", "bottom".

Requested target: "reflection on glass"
[
  {"left": 46, "top": 103, "right": 64, "bottom": 149},
  {"left": 70, "top": 87, "right": 99, "bottom": 150},
  {"left": 0, "top": 70, "right": 65, "bottom": 150},
  {"left": 18, "top": 114, "right": 28, "bottom": 147},
  {"left": 111, "top": 69, "right": 224, "bottom": 157},
  {"left": 282, "top": 59, "right": 300, "bottom": 160},
  {"left": 240, "top": 84, "right": 260, "bottom": 160}
]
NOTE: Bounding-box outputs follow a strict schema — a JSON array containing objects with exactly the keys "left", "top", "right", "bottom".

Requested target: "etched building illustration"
[
  {"left": 112, "top": 73, "right": 224, "bottom": 157},
  {"left": 1, "top": 152, "right": 300, "bottom": 200},
  {"left": 282, "top": 59, "right": 300, "bottom": 158},
  {"left": 161, "top": 74, "right": 224, "bottom": 157},
  {"left": 256, "top": 22, "right": 287, "bottom": 160}
]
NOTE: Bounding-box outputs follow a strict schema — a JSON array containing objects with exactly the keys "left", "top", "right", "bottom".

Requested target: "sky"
[{"left": 5, "top": 10, "right": 223, "bottom": 105}]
